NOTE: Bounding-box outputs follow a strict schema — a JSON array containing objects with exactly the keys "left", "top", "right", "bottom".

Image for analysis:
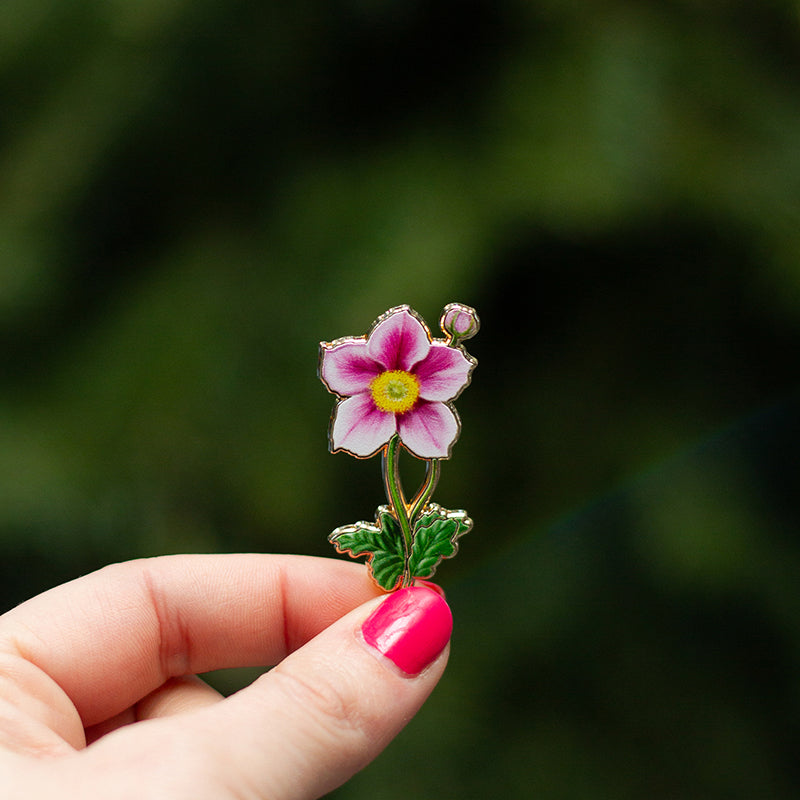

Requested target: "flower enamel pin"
[{"left": 319, "top": 303, "right": 479, "bottom": 590}]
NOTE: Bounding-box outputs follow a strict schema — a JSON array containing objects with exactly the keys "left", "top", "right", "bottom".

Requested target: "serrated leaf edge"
[
  {"left": 408, "top": 502, "right": 473, "bottom": 579},
  {"left": 329, "top": 506, "right": 405, "bottom": 591}
]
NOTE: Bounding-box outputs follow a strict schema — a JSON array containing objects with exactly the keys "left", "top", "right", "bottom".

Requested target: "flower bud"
[{"left": 440, "top": 303, "right": 479, "bottom": 343}]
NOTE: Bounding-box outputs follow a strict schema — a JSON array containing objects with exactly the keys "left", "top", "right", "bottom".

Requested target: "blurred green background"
[{"left": 2, "top": 1, "right": 800, "bottom": 796}]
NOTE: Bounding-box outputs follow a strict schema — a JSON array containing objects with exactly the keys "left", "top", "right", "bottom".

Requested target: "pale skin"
[{"left": 0, "top": 554, "right": 450, "bottom": 799}]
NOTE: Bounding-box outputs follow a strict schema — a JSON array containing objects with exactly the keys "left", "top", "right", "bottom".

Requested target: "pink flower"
[
  {"left": 320, "top": 306, "right": 476, "bottom": 459},
  {"left": 440, "top": 303, "right": 479, "bottom": 341}
]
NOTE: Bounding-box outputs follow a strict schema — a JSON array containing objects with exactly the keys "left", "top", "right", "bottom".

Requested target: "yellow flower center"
[{"left": 370, "top": 370, "right": 420, "bottom": 414}]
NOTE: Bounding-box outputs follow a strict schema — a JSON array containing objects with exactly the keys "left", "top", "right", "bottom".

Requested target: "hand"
[{"left": 0, "top": 554, "right": 452, "bottom": 799}]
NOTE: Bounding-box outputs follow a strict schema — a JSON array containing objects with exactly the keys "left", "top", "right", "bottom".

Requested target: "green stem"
[
  {"left": 408, "top": 459, "right": 441, "bottom": 524},
  {"left": 382, "top": 434, "right": 414, "bottom": 588}
]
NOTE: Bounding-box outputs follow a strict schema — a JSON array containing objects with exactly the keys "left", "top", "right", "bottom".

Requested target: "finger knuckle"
[{"left": 268, "top": 665, "right": 374, "bottom": 750}]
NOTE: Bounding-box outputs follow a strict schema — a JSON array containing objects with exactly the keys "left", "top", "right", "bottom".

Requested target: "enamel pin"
[{"left": 319, "top": 303, "right": 479, "bottom": 590}]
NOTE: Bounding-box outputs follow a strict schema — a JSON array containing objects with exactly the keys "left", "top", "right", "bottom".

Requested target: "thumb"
[{"left": 82, "top": 586, "right": 452, "bottom": 800}]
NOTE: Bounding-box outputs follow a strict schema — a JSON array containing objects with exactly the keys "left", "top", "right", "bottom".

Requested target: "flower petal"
[
  {"left": 330, "top": 393, "right": 397, "bottom": 458},
  {"left": 414, "top": 341, "right": 475, "bottom": 401},
  {"left": 397, "top": 401, "right": 460, "bottom": 459},
  {"left": 367, "top": 307, "right": 431, "bottom": 372},
  {"left": 320, "top": 340, "right": 382, "bottom": 397}
]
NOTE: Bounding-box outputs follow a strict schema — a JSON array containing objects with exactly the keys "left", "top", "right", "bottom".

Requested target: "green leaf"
[
  {"left": 329, "top": 506, "right": 405, "bottom": 590},
  {"left": 408, "top": 503, "right": 473, "bottom": 580}
]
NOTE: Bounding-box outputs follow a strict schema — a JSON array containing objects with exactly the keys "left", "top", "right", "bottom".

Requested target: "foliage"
[{"left": 2, "top": 1, "right": 800, "bottom": 797}]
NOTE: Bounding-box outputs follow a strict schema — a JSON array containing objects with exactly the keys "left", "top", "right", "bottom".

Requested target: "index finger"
[{"left": 0, "top": 554, "right": 382, "bottom": 728}]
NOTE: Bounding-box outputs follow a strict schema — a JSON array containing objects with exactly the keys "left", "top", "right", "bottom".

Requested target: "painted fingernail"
[
  {"left": 361, "top": 586, "right": 453, "bottom": 676},
  {"left": 412, "top": 579, "right": 446, "bottom": 598}
]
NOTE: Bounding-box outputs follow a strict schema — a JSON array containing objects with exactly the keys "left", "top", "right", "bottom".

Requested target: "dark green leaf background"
[{"left": 2, "top": 2, "right": 800, "bottom": 797}]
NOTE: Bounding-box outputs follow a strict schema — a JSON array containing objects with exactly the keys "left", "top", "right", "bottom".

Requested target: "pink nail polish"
[
  {"left": 412, "top": 579, "right": 446, "bottom": 598},
  {"left": 361, "top": 586, "right": 453, "bottom": 676}
]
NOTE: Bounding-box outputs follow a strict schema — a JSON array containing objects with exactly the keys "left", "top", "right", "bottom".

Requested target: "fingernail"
[
  {"left": 412, "top": 579, "right": 446, "bottom": 598},
  {"left": 361, "top": 586, "right": 453, "bottom": 676}
]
